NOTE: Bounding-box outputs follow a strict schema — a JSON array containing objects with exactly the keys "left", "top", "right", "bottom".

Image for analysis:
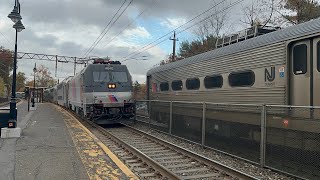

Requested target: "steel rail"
[
  {"left": 67, "top": 109, "right": 180, "bottom": 179},
  {"left": 122, "top": 123, "right": 259, "bottom": 180},
  {"left": 88, "top": 120, "right": 181, "bottom": 180},
  {"left": 134, "top": 118, "right": 261, "bottom": 166},
  {"left": 65, "top": 106, "right": 258, "bottom": 180}
]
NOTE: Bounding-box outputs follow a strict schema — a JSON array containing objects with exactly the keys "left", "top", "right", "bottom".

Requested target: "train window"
[
  {"left": 111, "top": 72, "right": 128, "bottom": 82},
  {"left": 160, "top": 82, "right": 169, "bottom": 91},
  {"left": 204, "top": 75, "right": 223, "bottom": 89},
  {"left": 293, "top": 44, "right": 307, "bottom": 75},
  {"left": 318, "top": 41, "right": 320, "bottom": 72},
  {"left": 186, "top": 78, "right": 200, "bottom": 90},
  {"left": 228, "top": 71, "right": 255, "bottom": 87},
  {"left": 93, "top": 72, "right": 109, "bottom": 82},
  {"left": 172, "top": 80, "right": 183, "bottom": 91}
]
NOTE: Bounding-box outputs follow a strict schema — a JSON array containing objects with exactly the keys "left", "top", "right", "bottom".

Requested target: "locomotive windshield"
[
  {"left": 110, "top": 72, "right": 128, "bottom": 82},
  {"left": 93, "top": 71, "right": 128, "bottom": 82},
  {"left": 93, "top": 72, "right": 109, "bottom": 82}
]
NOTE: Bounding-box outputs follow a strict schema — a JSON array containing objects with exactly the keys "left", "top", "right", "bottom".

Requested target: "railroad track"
[{"left": 69, "top": 111, "right": 258, "bottom": 179}]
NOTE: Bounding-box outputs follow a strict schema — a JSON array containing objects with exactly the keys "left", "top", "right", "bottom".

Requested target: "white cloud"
[
  {"left": 0, "top": 0, "right": 255, "bottom": 85},
  {"left": 123, "top": 26, "right": 151, "bottom": 39},
  {"left": 160, "top": 17, "right": 187, "bottom": 29}
]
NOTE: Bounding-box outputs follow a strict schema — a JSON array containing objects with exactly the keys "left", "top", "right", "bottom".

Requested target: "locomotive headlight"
[{"left": 108, "top": 83, "right": 116, "bottom": 89}]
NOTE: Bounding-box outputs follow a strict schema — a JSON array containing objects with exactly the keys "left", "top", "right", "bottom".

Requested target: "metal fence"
[{"left": 135, "top": 100, "right": 320, "bottom": 180}]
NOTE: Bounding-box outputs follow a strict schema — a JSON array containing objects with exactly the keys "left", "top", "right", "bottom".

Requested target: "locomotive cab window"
[
  {"left": 111, "top": 72, "right": 128, "bottom": 82},
  {"left": 172, "top": 80, "right": 183, "bottom": 91},
  {"left": 186, "top": 78, "right": 200, "bottom": 90},
  {"left": 293, "top": 44, "right": 307, "bottom": 74},
  {"left": 317, "top": 41, "right": 320, "bottom": 72},
  {"left": 228, "top": 71, "right": 255, "bottom": 87},
  {"left": 160, "top": 82, "right": 169, "bottom": 91},
  {"left": 204, "top": 75, "right": 223, "bottom": 89},
  {"left": 93, "top": 72, "right": 109, "bottom": 82}
]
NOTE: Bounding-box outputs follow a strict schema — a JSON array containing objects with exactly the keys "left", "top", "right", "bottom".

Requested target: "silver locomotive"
[{"left": 45, "top": 59, "right": 134, "bottom": 124}]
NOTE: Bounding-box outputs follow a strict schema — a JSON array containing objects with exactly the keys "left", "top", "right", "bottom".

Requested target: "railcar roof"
[
  {"left": 61, "top": 76, "right": 73, "bottom": 83},
  {"left": 147, "top": 18, "right": 320, "bottom": 75}
]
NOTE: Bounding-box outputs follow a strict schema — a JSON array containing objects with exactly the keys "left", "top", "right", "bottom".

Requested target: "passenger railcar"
[
  {"left": 148, "top": 19, "right": 320, "bottom": 106},
  {"left": 66, "top": 59, "right": 134, "bottom": 124},
  {"left": 43, "top": 86, "right": 57, "bottom": 103},
  {"left": 56, "top": 76, "right": 73, "bottom": 107},
  {"left": 146, "top": 18, "right": 320, "bottom": 152}
]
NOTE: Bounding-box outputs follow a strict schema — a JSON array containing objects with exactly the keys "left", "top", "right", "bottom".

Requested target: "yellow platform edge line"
[
  {"left": 17, "top": 100, "right": 24, "bottom": 106},
  {"left": 57, "top": 105, "right": 139, "bottom": 180}
]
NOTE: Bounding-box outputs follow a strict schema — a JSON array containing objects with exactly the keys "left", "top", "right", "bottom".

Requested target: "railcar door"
[
  {"left": 290, "top": 38, "right": 320, "bottom": 106},
  {"left": 312, "top": 38, "right": 320, "bottom": 106},
  {"left": 290, "top": 40, "right": 311, "bottom": 106}
]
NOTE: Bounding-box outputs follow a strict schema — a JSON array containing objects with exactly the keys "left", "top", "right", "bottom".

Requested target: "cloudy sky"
[{"left": 0, "top": 0, "right": 264, "bottom": 83}]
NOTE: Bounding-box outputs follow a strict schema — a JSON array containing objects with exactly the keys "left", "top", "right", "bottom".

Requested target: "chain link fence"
[
  {"left": 135, "top": 101, "right": 170, "bottom": 132},
  {"left": 205, "top": 103, "right": 262, "bottom": 163},
  {"left": 265, "top": 105, "right": 320, "bottom": 180},
  {"left": 172, "top": 101, "right": 203, "bottom": 144},
  {"left": 135, "top": 101, "right": 149, "bottom": 123},
  {"left": 135, "top": 100, "right": 320, "bottom": 179}
]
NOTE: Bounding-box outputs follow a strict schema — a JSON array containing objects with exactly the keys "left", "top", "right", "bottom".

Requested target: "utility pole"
[
  {"left": 73, "top": 57, "right": 76, "bottom": 75},
  {"left": 55, "top": 55, "right": 58, "bottom": 77},
  {"left": 170, "top": 31, "right": 178, "bottom": 62}
]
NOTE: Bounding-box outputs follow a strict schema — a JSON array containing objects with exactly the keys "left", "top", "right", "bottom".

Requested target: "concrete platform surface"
[
  {"left": 1, "top": 102, "right": 138, "bottom": 180},
  {"left": 14, "top": 103, "right": 88, "bottom": 180}
]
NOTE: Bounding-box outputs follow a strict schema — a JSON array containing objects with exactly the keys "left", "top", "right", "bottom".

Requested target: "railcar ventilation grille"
[{"left": 215, "top": 25, "right": 280, "bottom": 49}]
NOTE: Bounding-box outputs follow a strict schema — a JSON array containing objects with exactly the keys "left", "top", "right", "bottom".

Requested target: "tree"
[
  {"left": 32, "top": 65, "right": 56, "bottom": 88},
  {"left": 132, "top": 81, "right": 147, "bottom": 100},
  {"left": 0, "top": 77, "right": 6, "bottom": 97},
  {"left": 9, "top": 72, "right": 26, "bottom": 92},
  {"left": 281, "top": 0, "right": 320, "bottom": 24},
  {"left": 241, "top": 0, "right": 278, "bottom": 27},
  {"left": 16, "top": 72, "right": 26, "bottom": 91},
  {"left": 194, "top": 5, "right": 228, "bottom": 40},
  {"left": 178, "top": 35, "right": 218, "bottom": 59},
  {"left": 25, "top": 80, "right": 34, "bottom": 88},
  {"left": 0, "top": 47, "right": 13, "bottom": 85},
  {"left": 133, "top": 81, "right": 141, "bottom": 100}
]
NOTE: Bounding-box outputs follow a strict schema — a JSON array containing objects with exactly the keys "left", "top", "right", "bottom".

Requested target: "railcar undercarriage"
[{"left": 86, "top": 103, "right": 135, "bottom": 124}]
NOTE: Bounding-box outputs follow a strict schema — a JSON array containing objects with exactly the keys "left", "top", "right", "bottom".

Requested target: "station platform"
[{"left": 0, "top": 102, "right": 138, "bottom": 180}]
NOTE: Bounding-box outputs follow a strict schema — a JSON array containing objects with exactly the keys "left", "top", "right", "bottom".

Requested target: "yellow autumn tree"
[{"left": 0, "top": 77, "right": 6, "bottom": 97}]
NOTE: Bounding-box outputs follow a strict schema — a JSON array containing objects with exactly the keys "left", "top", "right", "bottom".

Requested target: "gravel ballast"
[{"left": 126, "top": 121, "right": 298, "bottom": 180}]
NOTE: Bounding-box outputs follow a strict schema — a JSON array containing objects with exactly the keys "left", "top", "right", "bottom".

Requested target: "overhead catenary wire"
[
  {"left": 0, "top": 31, "right": 14, "bottom": 49},
  {"left": 177, "top": 0, "right": 244, "bottom": 35},
  {"left": 82, "top": 0, "right": 128, "bottom": 58},
  {"left": 121, "top": 0, "right": 228, "bottom": 61},
  {"left": 122, "top": 0, "right": 244, "bottom": 61},
  {"left": 91, "top": 0, "right": 157, "bottom": 56},
  {"left": 84, "top": 0, "right": 134, "bottom": 58},
  {"left": 85, "top": 0, "right": 134, "bottom": 58}
]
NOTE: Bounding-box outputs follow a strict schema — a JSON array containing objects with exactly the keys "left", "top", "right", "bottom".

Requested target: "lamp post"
[
  {"left": 7, "top": 0, "right": 25, "bottom": 128},
  {"left": 32, "top": 63, "right": 37, "bottom": 107}
]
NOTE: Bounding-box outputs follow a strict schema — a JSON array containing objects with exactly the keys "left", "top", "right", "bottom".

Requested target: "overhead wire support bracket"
[
  {"left": 0, "top": 52, "right": 91, "bottom": 64},
  {"left": 16, "top": 52, "right": 89, "bottom": 64}
]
